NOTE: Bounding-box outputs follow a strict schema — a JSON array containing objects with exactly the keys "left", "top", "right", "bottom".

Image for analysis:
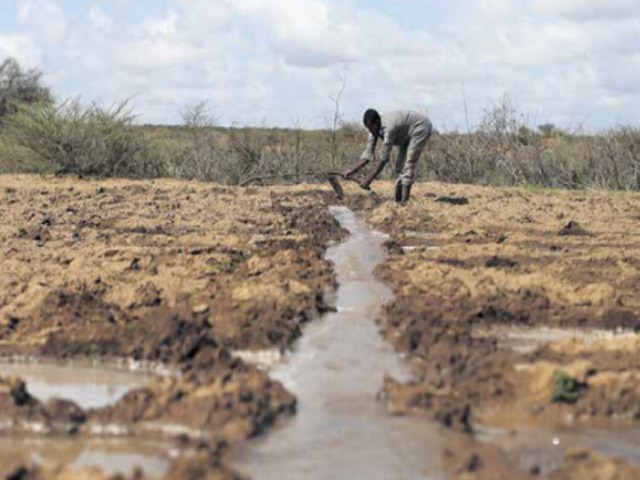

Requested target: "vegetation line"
[{"left": 1, "top": 57, "right": 640, "bottom": 190}]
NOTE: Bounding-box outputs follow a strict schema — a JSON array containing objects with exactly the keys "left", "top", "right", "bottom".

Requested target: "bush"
[
  {"left": 169, "top": 103, "right": 318, "bottom": 185},
  {"left": 586, "top": 126, "right": 640, "bottom": 190},
  {"left": 3, "top": 99, "right": 166, "bottom": 178},
  {"left": 0, "top": 58, "right": 53, "bottom": 121},
  {"left": 170, "top": 101, "right": 224, "bottom": 181},
  {"left": 1, "top": 85, "right": 639, "bottom": 190},
  {"left": 427, "top": 97, "right": 548, "bottom": 186},
  {"left": 0, "top": 136, "right": 48, "bottom": 173},
  {"left": 226, "top": 124, "right": 366, "bottom": 186},
  {"left": 552, "top": 371, "right": 587, "bottom": 404},
  {"left": 167, "top": 104, "right": 366, "bottom": 185}
]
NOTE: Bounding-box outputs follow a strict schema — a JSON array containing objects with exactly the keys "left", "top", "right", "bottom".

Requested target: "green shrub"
[
  {"left": 0, "top": 136, "right": 48, "bottom": 173},
  {"left": 552, "top": 371, "right": 587, "bottom": 404},
  {"left": 0, "top": 58, "right": 53, "bottom": 121},
  {"left": 3, "top": 99, "right": 166, "bottom": 178}
]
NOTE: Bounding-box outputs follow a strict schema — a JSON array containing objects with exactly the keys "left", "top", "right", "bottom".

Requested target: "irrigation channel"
[
  {"left": 234, "top": 206, "right": 452, "bottom": 479},
  {"left": 234, "top": 206, "right": 640, "bottom": 479},
  {"left": 4, "top": 206, "right": 640, "bottom": 478}
]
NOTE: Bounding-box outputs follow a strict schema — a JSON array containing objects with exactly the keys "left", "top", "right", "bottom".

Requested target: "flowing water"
[{"left": 235, "top": 206, "right": 450, "bottom": 480}]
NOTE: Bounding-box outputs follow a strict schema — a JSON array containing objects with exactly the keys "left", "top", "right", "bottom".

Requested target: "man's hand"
[
  {"left": 342, "top": 158, "right": 370, "bottom": 180},
  {"left": 358, "top": 158, "right": 386, "bottom": 191}
]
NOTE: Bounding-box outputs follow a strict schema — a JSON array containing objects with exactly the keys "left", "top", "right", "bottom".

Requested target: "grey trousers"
[{"left": 395, "top": 122, "right": 432, "bottom": 186}]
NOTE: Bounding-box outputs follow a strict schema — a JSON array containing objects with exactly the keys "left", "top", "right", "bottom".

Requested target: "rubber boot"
[
  {"left": 394, "top": 178, "right": 403, "bottom": 203},
  {"left": 359, "top": 160, "right": 385, "bottom": 190},
  {"left": 400, "top": 184, "right": 412, "bottom": 204}
]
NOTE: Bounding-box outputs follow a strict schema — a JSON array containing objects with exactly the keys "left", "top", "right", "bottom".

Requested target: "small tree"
[
  {"left": 177, "top": 100, "right": 222, "bottom": 181},
  {"left": 0, "top": 58, "right": 53, "bottom": 121},
  {"left": 325, "top": 72, "right": 347, "bottom": 170}
]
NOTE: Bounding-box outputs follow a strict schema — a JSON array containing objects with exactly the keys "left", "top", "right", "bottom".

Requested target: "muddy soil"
[
  {"left": 442, "top": 436, "right": 640, "bottom": 480},
  {"left": 235, "top": 206, "right": 453, "bottom": 480},
  {"left": 5, "top": 174, "right": 640, "bottom": 479},
  {"left": 0, "top": 175, "right": 343, "bottom": 479},
  {"left": 339, "top": 180, "right": 640, "bottom": 478}
]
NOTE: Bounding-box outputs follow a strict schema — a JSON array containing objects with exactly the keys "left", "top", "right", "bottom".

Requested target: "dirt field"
[
  {"left": 0, "top": 174, "right": 342, "bottom": 479},
  {"left": 344, "top": 180, "right": 640, "bottom": 478},
  {"left": 2, "top": 174, "right": 640, "bottom": 479}
]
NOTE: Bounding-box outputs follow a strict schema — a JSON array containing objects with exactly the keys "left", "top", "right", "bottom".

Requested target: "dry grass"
[{"left": 0, "top": 97, "right": 639, "bottom": 190}]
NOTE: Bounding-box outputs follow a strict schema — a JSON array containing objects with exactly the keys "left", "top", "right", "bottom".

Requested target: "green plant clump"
[{"left": 552, "top": 370, "right": 587, "bottom": 404}]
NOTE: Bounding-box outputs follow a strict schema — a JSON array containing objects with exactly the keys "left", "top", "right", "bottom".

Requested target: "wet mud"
[
  {"left": 4, "top": 174, "right": 640, "bottom": 479},
  {"left": 0, "top": 175, "right": 343, "bottom": 479},
  {"left": 234, "top": 206, "right": 452, "bottom": 479},
  {"left": 341, "top": 180, "right": 640, "bottom": 478}
]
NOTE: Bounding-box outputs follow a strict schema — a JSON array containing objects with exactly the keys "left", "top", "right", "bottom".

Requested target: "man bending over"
[{"left": 343, "top": 109, "right": 433, "bottom": 203}]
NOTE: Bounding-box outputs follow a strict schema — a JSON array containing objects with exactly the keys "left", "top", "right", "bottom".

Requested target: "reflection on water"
[
  {"left": 473, "top": 325, "right": 639, "bottom": 354},
  {"left": 0, "top": 436, "right": 171, "bottom": 477},
  {"left": 0, "top": 361, "right": 155, "bottom": 409}
]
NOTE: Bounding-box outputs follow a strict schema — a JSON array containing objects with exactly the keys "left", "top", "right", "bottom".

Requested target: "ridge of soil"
[
  {"left": 344, "top": 180, "right": 640, "bottom": 479},
  {"left": 0, "top": 175, "right": 343, "bottom": 479}
]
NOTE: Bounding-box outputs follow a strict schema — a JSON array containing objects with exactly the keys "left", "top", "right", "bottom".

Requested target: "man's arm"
[
  {"left": 359, "top": 131, "right": 394, "bottom": 189},
  {"left": 343, "top": 132, "right": 377, "bottom": 178},
  {"left": 361, "top": 132, "right": 377, "bottom": 162},
  {"left": 378, "top": 133, "right": 394, "bottom": 165}
]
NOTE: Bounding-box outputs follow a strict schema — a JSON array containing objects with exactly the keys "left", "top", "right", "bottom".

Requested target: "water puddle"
[
  {"left": 0, "top": 436, "right": 171, "bottom": 477},
  {"left": 0, "top": 360, "right": 156, "bottom": 409},
  {"left": 234, "top": 206, "right": 450, "bottom": 480},
  {"left": 231, "top": 349, "right": 283, "bottom": 371},
  {"left": 473, "top": 326, "right": 638, "bottom": 354}
]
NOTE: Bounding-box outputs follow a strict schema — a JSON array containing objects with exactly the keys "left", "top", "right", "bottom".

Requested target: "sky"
[{"left": 0, "top": 0, "right": 639, "bottom": 130}]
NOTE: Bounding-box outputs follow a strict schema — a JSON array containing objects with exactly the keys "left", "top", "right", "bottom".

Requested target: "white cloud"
[
  {"left": 531, "top": 0, "right": 640, "bottom": 20},
  {"left": 229, "top": 0, "right": 363, "bottom": 67},
  {"left": 88, "top": 6, "right": 114, "bottom": 32},
  {"left": 170, "top": 0, "right": 233, "bottom": 29},
  {"left": 17, "top": 0, "right": 67, "bottom": 42},
  {"left": 0, "top": 33, "right": 42, "bottom": 66},
  {"left": 143, "top": 11, "right": 179, "bottom": 38},
  {"left": 2, "top": 0, "right": 639, "bottom": 129},
  {"left": 115, "top": 39, "right": 208, "bottom": 68}
]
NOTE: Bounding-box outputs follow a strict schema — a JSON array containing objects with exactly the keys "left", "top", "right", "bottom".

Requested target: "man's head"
[{"left": 363, "top": 108, "right": 381, "bottom": 136}]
